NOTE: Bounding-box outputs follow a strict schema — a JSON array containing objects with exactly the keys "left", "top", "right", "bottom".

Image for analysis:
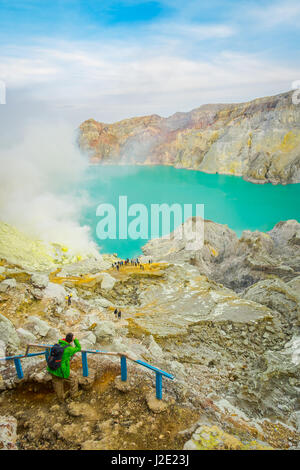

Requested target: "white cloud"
[
  {"left": 247, "top": 0, "right": 300, "bottom": 28},
  {"left": 150, "top": 22, "right": 236, "bottom": 41},
  {"left": 0, "top": 7, "right": 298, "bottom": 123},
  {"left": 1, "top": 41, "right": 298, "bottom": 116}
]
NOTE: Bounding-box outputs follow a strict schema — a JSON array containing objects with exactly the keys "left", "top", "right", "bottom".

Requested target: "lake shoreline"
[{"left": 79, "top": 165, "right": 300, "bottom": 258}]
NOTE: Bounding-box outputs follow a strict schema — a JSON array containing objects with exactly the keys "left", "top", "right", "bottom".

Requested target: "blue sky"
[{"left": 0, "top": 0, "right": 300, "bottom": 125}]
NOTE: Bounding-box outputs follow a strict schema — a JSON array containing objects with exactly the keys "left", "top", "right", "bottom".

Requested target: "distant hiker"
[
  {"left": 66, "top": 294, "right": 72, "bottom": 306},
  {"left": 118, "top": 310, "right": 122, "bottom": 320},
  {"left": 47, "top": 333, "right": 81, "bottom": 401},
  {"left": 114, "top": 308, "right": 118, "bottom": 319},
  {"left": 117, "top": 264, "right": 119, "bottom": 271}
]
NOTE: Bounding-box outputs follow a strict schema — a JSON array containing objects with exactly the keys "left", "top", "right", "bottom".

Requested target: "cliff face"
[
  {"left": 143, "top": 218, "right": 300, "bottom": 292},
  {"left": 79, "top": 91, "right": 300, "bottom": 184}
]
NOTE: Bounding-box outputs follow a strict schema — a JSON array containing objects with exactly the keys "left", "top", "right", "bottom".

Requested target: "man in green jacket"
[{"left": 47, "top": 333, "right": 81, "bottom": 401}]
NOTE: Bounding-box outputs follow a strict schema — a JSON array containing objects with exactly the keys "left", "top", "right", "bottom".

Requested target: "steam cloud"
[{"left": 0, "top": 120, "right": 100, "bottom": 258}]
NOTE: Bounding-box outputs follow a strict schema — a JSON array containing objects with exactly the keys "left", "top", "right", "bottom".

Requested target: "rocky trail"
[
  {"left": 1, "top": 363, "right": 199, "bottom": 451},
  {"left": 0, "top": 218, "right": 299, "bottom": 450}
]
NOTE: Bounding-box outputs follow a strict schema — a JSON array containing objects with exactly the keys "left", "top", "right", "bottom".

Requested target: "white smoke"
[{"left": 0, "top": 120, "right": 100, "bottom": 258}]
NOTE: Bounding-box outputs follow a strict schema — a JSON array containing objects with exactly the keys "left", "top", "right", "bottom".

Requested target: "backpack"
[{"left": 47, "top": 343, "right": 70, "bottom": 371}]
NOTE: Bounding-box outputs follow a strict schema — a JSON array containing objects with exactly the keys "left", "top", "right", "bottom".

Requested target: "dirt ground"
[{"left": 0, "top": 365, "right": 200, "bottom": 450}]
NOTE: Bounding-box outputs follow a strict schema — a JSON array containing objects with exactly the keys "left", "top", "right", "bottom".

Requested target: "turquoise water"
[{"left": 78, "top": 165, "right": 300, "bottom": 258}]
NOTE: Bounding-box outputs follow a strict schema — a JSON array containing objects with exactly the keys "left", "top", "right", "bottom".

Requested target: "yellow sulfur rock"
[{"left": 191, "top": 425, "right": 273, "bottom": 450}]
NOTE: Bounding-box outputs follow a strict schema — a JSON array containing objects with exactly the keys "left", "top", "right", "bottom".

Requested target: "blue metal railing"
[{"left": 0, "top": 344, "right": 174, "bottom": 400}]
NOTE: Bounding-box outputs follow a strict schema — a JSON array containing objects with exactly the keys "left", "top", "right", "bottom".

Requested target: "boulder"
[
  {"left": 0, "top": 314, "right": 20, "bottom": 352},
  {"left": 64, "top": 308, "right": 81, "bottom": 326},
  {"left": 80, "top": 332, "right": 97, "bottom": 350},
  {"left": 24, "top": 316, "right": 51, "bottom": 337},
  {"left": 44, "top": 327, "right": 60, "bottom": 343},
  {"left": 80, "top": 313, "right": 101, "bottom": 331},
  {"left": 0, "top": 278, "right": 17, "bottom": 293},
  {"left": 31, "top": 274, "right": 49, "bottom": 289},
  {"left": 94, "top": 321, "right": 116, "bottom": 342},
  {"left": 100, "top": 273, "right": 116, "bottom": 290},
  {"left": 16, "top": 328, "right": 37, "bottom": 346},
  {"left": 43, "top": 282, "right": 67, "bottom": 305},
  {"left": 243, "top": 278, "right": 300, "bottom": 329},
  {"left": 31, "top": 288, "right": 45, "bottom": 300}
]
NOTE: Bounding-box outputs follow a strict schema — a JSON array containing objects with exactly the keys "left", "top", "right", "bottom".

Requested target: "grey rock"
[
  {"left": 0, "top": 313, "right": 20, "bottom": 352},
  {"left": 0, "top": 278, "right": 17, "bottom": 292},
  {"left": 16, "top": 328, "right": 37, "bottom": 346},
  {"left": 24, "top": 315, "right": 51, "bottom": 337},
  {"left": 43, "top": 282, "right": 67, "bottom": 305},
  {"left": 100, "top": 273, "right": 116, "bottom": 290},
  {"left": 143, "top": 218, "right": 300, "bottom": 292},
  {"left": 94, "top": 321, "right": 116, "bottom": 342},
  {"left": 243, "top": 278, "right": 300, "bottom": 331},
  {"left": 80, "top": 332, "right": 97, "bottom": 350},
  {"left": 64, "top": 308, "right": 81, "bottom": 326},
  {"left": 31, "top": 274, "right": 49, "bottom": 289}
]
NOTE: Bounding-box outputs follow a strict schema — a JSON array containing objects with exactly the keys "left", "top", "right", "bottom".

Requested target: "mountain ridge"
[{"left": 79, "top": 90, "right": 300, "bottom": 184}]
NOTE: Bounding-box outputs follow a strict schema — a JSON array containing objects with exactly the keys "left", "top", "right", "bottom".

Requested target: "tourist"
[
  {"left": 47, "top": 333, "right": 81, "bottom": 401},
  {"left": 118, "top": 310, "right": 122, "bottom": 320}
]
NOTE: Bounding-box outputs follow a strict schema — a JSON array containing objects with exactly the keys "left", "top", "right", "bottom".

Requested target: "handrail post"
[
  {"left": 121, "top": 355, "right": 127, "bottom": 382},
  {"left": 45, "top": 348, "right": 50, "bottom": 362},
  {"left": 81, "top": 351, "right": 89, "bottom": 377},
  {"left": 14, "top": 358, "right": 24, "bottom": 379},
  {"left": 156, "top": 372, "right": 162, "bottom": 400}
]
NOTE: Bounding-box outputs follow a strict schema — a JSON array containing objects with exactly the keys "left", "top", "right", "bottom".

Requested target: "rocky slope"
[
  {"left": 143, "top": 218, "right": 300, "bottom": 292},
  {"left": 79, "top": 91, "right": 300, "bottom": 184},
  {"left": 0, "top": 221, "right": 299, "bottom": 450}
]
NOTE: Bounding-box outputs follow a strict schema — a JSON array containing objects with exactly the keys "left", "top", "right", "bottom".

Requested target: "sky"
[{"left": 0, "top": 0, "right": 300, "bottom": 129}]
